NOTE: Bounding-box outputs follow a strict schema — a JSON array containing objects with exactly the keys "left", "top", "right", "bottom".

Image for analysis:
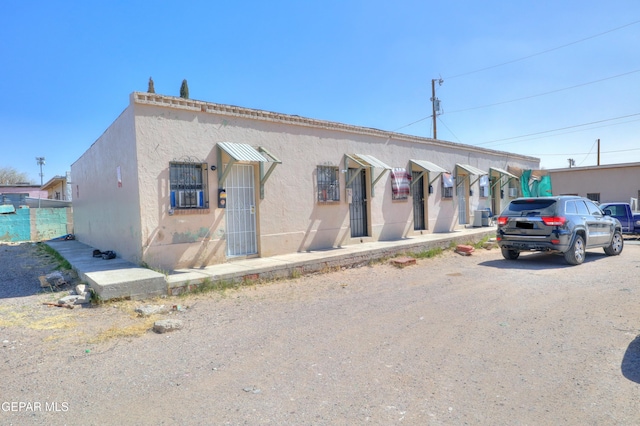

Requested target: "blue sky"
[{"left": 1, "top": 1, "right": 639, "bottom": 184}]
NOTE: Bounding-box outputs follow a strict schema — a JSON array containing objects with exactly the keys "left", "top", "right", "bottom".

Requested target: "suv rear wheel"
[
  {"left": 501, "top": 247, "right": 520, "bottom": 260},
  {"left": 564, "top": 235, "right": 585, "bottom": 265}
]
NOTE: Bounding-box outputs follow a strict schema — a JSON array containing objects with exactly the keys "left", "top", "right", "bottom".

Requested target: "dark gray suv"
[{"left": 496, "top": 196, "right": 623, "bottom": 265}]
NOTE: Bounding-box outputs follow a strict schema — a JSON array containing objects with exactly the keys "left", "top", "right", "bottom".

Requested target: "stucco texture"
[{"left": 72, "top": 93, "right": 540, "bottom": 270}]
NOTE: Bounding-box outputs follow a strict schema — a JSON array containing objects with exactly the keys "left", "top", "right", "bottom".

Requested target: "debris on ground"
[
  {"left": 390, "top": 257, "right": 417, "bottom": 268},
  {"left": 135, "top": 305, "right": 170, "bottom": 317},
  {"left": 153, "top": 319, "right": 183, "bottom": 334},
  {"left": 39, "top": 271, "right": 67, "bottom": 289},
  {"left": 455, "top": 245, "right": 475, "bottom": 256},
  {"left": 43, "top": 301, "right": 74, "bottom": 309},
  {"left": 483, "top": 238, "right": 498, "bottom": 250},
  {"left": 92, "top": 249, "right": 116, "bottom": 259},
  {"left": 44, "top": 284, "right": 93, "bottom": 308}
]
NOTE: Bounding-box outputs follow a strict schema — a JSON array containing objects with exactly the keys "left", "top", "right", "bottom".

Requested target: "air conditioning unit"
[
  {"left": 171, "top": 190, "right": 204, "bottom": 208},
  {"left": 508, "top": 188, "right": 518, "bottom": 198},
  {"left": 178, "top": 190, "right": 197, "bottom": 207}
]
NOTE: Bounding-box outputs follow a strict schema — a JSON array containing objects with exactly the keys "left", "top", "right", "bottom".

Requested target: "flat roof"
[{"left": 131, "top": 92, "right": 540, "bottom": 164}]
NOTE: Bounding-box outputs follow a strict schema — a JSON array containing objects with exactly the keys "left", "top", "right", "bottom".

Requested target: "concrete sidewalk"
[{"left": 47, "top": 226, "right": 496, "bottom": 300}]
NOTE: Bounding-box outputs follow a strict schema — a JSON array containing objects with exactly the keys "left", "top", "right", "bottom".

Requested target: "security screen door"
[
  {"left": 347, "top": 168, "right": 368, "bottom": 237},
  {"left": 457, "top": 175, "right": 468, "bottom": 225},
  {"left": 411, "top": 171, "right": 425, "bottom": 230},
  {"left": 225, "top": 164, "right": 258, "bottom": 257}
]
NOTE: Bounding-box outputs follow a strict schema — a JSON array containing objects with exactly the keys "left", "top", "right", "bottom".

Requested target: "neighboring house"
[
  {"left": 548, "top": 162, "right": 640, "bottom": 204},
  {"left": 42, "top": 172, "right": 72, "bottom": 201},
  {"left": 71, "top": 92, "right": 539, "bottom": 271},
  {"left": 1, "top": 184, "right": 47, "bottom": 204}
]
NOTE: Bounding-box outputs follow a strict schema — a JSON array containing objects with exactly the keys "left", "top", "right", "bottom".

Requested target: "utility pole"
[
  {"left": 430, "top": 78, "right": 443, "bottom": 139},
  {"left": 597, "top": 139, "right": 600, "bottom": 166},
  {"left": 36, "top": 157, "right": 45, "bottom": 208}
]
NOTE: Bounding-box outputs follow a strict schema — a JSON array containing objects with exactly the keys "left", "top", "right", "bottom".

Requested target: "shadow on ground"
[
  {"left": 622, "top": 335, "right": 640, "bottom": 383},
  {"left": 478, "top": 250, "right": 609, "bottom": 270}
]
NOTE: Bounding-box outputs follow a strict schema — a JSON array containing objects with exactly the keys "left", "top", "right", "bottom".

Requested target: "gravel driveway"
[{"left": 1, "top": 241, "right": 640, "bottom": 425}]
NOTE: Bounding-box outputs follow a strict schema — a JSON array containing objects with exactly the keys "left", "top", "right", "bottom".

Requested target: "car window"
[
  {"left": 575, "top": 201, "right": 589, "bottom": 215},
  {"left": 505, "top": 199, "right": 556, "bottom": 216},
  {"left": 565, "top": 201, "right": 578, "bottom": 215},
  {"left": 603, "top": 205, "right": 623, "bottom": 216},
  {"left": 585, "top": 200, "right": 602, "bottom": 216}
]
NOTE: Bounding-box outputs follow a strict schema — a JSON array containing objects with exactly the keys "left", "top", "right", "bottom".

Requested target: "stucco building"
[
  {"left": 41, "top": 173, "right": 72, "bottom": 201},
  {"left": 71, "top": 92, "right": 539, "bottom": 270},
  {"left": 548, "top": 162, "right": 640, "bottom": 207}
]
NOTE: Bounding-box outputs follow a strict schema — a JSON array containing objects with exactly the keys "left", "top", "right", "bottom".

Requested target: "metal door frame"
[
  {"left": 411, "top": 171, "right": 426, "bottom": 230},
  {"left": 225, "top": 163, "right": 258, "bottom": 257},
  {"left": 347, "top": 168, "right": 368, "bottom": 237},
  {"left": 457, "top": 174, "right": 468, "bottom": 225}
]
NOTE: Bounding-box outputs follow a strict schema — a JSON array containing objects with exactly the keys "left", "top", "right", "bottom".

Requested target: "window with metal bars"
[
  {"left": 317, "top": 166, "right": 340, "bottom": 202},
  {"left": 442, "top": 173, "right": 454, "bottom": 199},
  {"left": 479, "top": 175, "right": 489, "bottom": 198},
  {"left": 169, "top": 161, "right": 209, "bottom": 209},
  {"left": 586, "top": 193, "right": 600, "bottom": 203}
]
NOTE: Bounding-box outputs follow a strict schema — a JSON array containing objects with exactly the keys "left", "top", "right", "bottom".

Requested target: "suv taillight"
[
  {"left": 497, "top": 217, "right": 508, "bottom": 226},
  {"left": 542, "top": 216, "right": 567, "bottom": 226}
]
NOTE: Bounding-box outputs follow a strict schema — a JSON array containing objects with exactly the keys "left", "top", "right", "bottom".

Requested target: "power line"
[
  {"left": 392, "top": 19, "right": 640, "bottom": 140},
  {"left": 444, "top": 19, "right": 640, "bottom": 80},
  {"left": 535, "top": 147, "right": 640, "bottom": 157},
  {"left": 468, "top": 116, "right": 640, "bottom": 157},
  {"left": 475, "top": 112, "right": 640, "bottom": 146},
  {"left": 436, "top": 117, "right": 462, "bottom": 143},
  {"left": 446, "top": 69, "right": 640, "bottom": 114},
  {"left": 576, "top": 139, "right": 599, "bottom": 166},
  {"left": 393, "top": 116, "right": 430, "bottom": 132},
  {"left": 393, "top": 67, "right": 640, "bottom": 133},
  {"left": 396, "top": 68, "right": 640, "bottom": 131}
]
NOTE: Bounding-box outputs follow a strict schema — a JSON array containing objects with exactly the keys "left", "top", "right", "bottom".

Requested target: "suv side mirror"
[{"left": 602, "top": 208, "right": 612, "bottom": 216}]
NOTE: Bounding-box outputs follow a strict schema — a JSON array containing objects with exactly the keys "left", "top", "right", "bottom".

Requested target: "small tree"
[
  {"left": 148, "top": 77, "right": 155, "bottom": 93},
  {"left": 0, "top": 166, "right": 31, "bottom": 184},
  {"left": 180, "top": 79, "right": 189, "bottom": 99}
]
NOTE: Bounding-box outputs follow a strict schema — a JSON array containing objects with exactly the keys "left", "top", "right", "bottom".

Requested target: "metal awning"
[
  {"left": 344, "top": 154, "right": 391, "bottom": 197},
  {"left": 218, "top": 142, "right": 268, "bottom": 162},
  {"left": 490, "top": 167, "right": 519, "bottom": 191},
  {"left": 455, "top": 164, "right": 487, "bottom": 187},
  {"left": 409, "top": 159, "right": 449, "bottom": 188},
  {"left": 456, "top": 164, "right": 487, "bottom": 176},
  {"left": 351, "top": 154, "right": 392, "bottom": 170},
  {"left": 217, "top": 142, "right": 281, "bottom": 199},
  {"left": 490, "top": 167, "right": 518, "bottom": 180}
]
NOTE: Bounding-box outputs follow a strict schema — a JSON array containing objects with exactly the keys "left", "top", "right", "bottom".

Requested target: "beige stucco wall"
[
  {"left": 73, "top": 93, "right": 539, "bottom": 270},
  {"left": 44, "top": 180, "right": 65, "bottom": 200},
  {"left": 549, "top": 163, "right": 640, "bottom": 203},
  {"left": 71, "top": 106, "right": 143, "bottom": 263}
]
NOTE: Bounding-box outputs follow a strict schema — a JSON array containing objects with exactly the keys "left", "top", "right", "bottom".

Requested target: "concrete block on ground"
[
  {"left": 82, "top": 268, "right": 167, "bottom": 301},
  {"left": 135, "top": 305, "right": 170, "bottom": 317},
  {"left": 153, "top": 319, "right": 183, "bottom": 334}
]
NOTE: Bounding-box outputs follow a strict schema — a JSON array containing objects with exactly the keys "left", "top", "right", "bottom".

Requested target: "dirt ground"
[{"left": 1, "top": 241, "right": 640, "bottom": 425}]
